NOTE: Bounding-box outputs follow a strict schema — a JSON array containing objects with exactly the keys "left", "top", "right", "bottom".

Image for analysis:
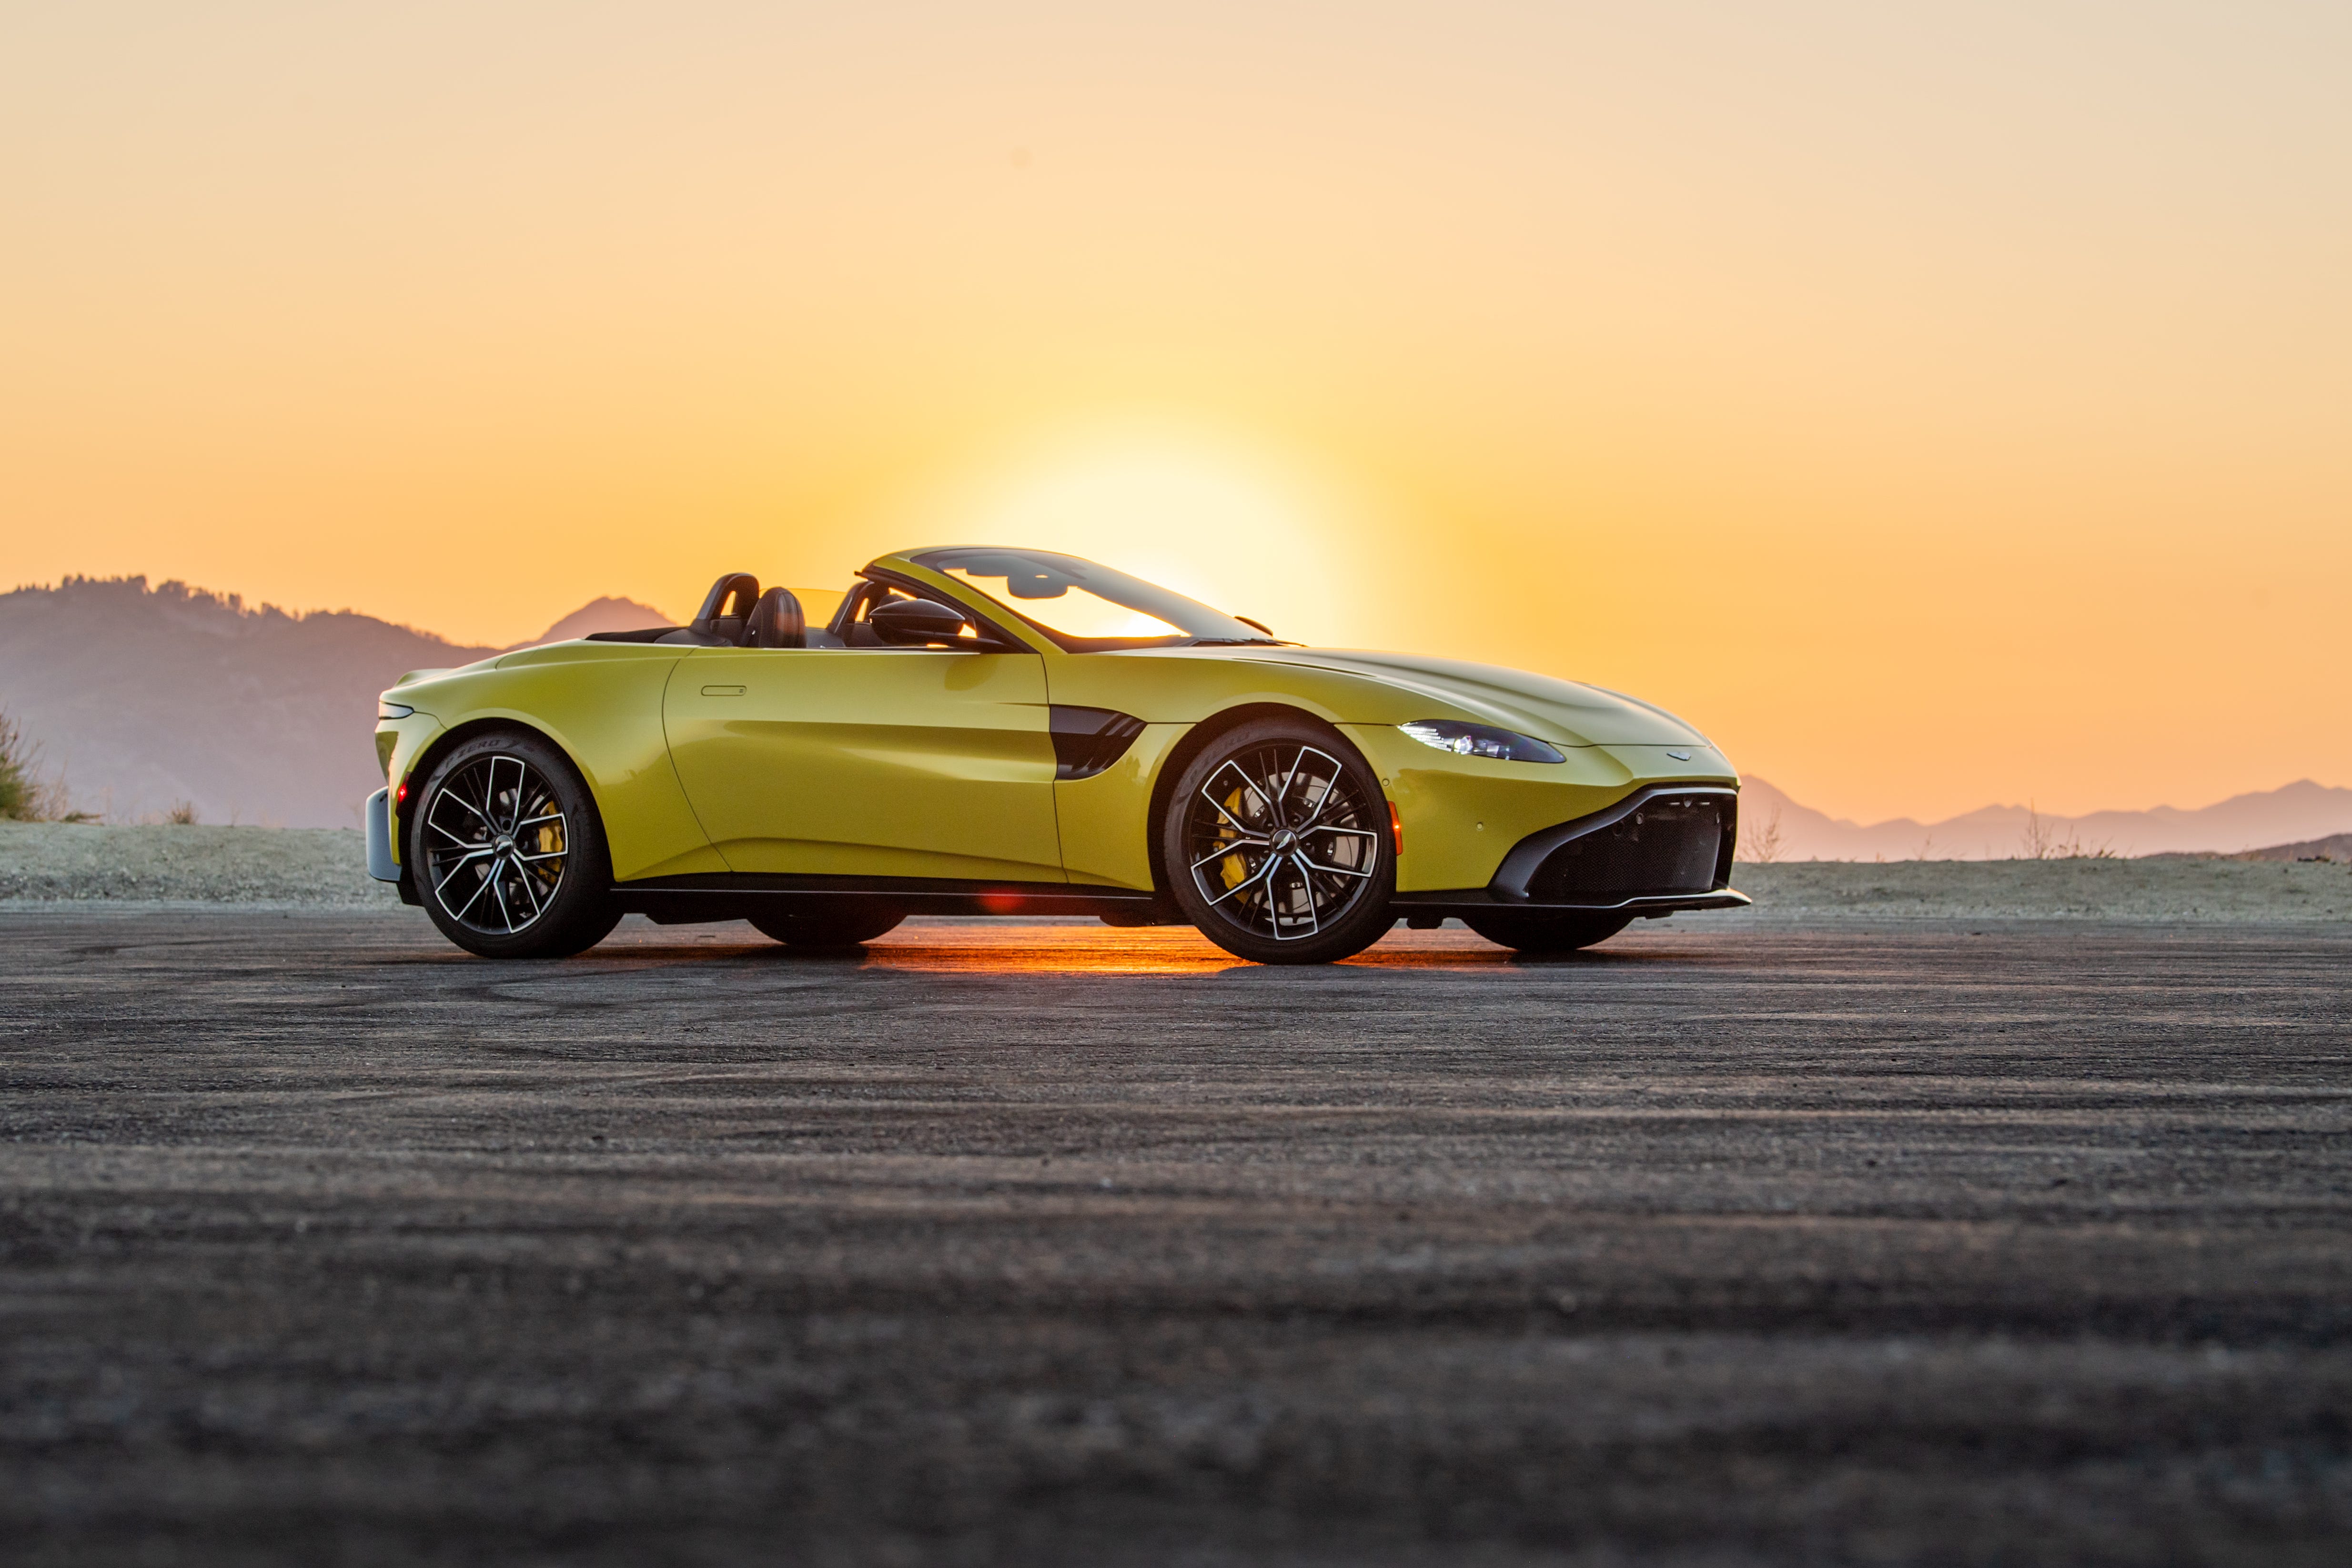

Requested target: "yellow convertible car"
[{"left": 367, "top": 547, "right": 1746, "bottom": 962}]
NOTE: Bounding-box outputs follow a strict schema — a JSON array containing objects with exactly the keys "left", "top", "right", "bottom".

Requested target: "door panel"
[{"left": 662, "top": 649, "right": 1063, "bottom": 881}]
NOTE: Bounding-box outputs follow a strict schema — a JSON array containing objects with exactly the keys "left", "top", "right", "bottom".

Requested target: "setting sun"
[{"left": 898, "top": 431, "right": 1371, "bottom": 648}]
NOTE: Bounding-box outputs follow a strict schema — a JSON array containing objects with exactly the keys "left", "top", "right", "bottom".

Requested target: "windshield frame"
[{"left": 907, "top": 547, "right": 1282, "bottom": 653}]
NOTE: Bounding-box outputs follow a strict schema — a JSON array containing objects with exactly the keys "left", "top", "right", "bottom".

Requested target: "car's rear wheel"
[
  {"left": 1162, "top": 716, "right": 1395, "bottom": 965},
  {"left": 746, "top": 907, "right": 905, "bottom": 948},
  {"left": 408, "top": 731, "right": 619, "bottom": 959},
  {"left": 1461, "top": 910, "right": 1633, "bottom": 953}
]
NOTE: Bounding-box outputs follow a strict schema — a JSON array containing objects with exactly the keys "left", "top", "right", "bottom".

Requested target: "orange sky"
[{"left": 4, "top": 3, "right": 2347, "bottom": 823}]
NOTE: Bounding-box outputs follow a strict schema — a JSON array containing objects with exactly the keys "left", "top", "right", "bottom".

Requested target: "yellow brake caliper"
[
  {"left": 533, "top": 814, "right": 565, "bottom": 885},
  {"left": 1219, "top": 786, "right": 1250, "bottom": 890}
]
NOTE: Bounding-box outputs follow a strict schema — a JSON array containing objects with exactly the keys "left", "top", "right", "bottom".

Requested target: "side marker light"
[{"left": 1388, "top": 801, "right": 1403, "bottom": 858}]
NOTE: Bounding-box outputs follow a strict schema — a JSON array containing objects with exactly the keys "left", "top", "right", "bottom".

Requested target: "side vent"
[{"left": 1049, "top": 706, "right": 1147, "bottom": 781}]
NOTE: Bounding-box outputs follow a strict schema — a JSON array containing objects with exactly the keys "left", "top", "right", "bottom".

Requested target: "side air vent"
[{"left": 1049, "top": 706, "right": 1147, "bottom": 781}]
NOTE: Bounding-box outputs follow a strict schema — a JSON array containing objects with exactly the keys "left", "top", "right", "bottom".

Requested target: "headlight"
[
  {"left": 1398, "top": 721, "right": 1565, "bottom": 764},
  {"left": 378, "top": 702, "right": 415, "bottom": 720}
]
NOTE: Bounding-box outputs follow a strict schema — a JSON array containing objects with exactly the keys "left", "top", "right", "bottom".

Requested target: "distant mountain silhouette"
[
  {"left": 6, "top": 574, "right": 2346, "bottom": 845},
  {"left": 521, "top": 597, "right": 674, "bottom": 646},
  {"left": 0, "top": 576, "right": 580, "bottom": 827},
  {"left": 1738, "top": 775, "right": 2352, "bottom": 861}
]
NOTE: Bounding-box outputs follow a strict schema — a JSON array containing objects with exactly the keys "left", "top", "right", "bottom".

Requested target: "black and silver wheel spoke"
[
  {"left": 1300, "top": 823, "right": 1378, "bottom": 879},
  {"left": 1184, "top": 742, "right": 1380, "bottom": 943},
  {"left": 1189, "top": 838, "right": 1269, "bottom": 874},
  {"left": 1271, "top": 856, "right": 1318, "bottom": 936},
  {"left": 1203, "top": 850, "right": 1282, "bottom": 908},
  {"left": 423, "top": 752, "right": 568, "bottom": 937},
  {"left": 446, "top": 863, "right": 498, "bottom": 924}
]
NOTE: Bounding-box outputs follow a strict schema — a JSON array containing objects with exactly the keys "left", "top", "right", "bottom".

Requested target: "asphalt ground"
[{"left": 2, "top": 911, "right": 2348, "bottom": 1567}]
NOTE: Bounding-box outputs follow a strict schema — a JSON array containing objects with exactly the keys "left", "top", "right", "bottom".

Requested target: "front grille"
[{"left": 1527, "top": 793, "right": 1736, "bottom": 900}]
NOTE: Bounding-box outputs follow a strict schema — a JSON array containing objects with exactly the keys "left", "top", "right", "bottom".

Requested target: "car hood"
[{"left": 1228, "top": 648, "right": 1712, "bottom": 748}]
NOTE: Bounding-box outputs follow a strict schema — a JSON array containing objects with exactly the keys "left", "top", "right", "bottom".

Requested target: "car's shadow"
[
  {"left": 373, "top": 922, "right": 1692, "bottom": 974},
  {"left": 677, "top": 925, "right": 1671, "bottom": 975}
]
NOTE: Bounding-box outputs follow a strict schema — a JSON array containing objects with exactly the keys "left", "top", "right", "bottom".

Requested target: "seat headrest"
[
  {"left": 690, "top": 572, "right": 761, "bottom": 640},
  {"left": 747, "top": 587, "right": 806, "bottom": 650}
]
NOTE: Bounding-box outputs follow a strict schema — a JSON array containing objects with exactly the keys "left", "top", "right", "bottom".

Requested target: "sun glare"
[{"left": 938, "top": 438, "right": 1366, "bottom": 647}]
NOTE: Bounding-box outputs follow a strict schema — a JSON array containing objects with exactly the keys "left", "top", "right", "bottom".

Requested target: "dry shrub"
[
  {"left": 163, "top": 801, "right": 200, "bottom": 825},
  {"left": 2019, "top": 804, "right": 2059, "bottom": 860},
  {"left": 0, "top": 710, "right": 90, "bottom": 822},
  {"left": 2019, "top": 804, "right": 2118, "bottom": 860},
  {"left": 1739, "top": 805, "right": 1785, "bottom": 864}
]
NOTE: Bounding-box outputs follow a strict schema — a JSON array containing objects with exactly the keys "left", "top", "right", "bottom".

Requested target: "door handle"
[{"left": 700, "top": 684, "right": 747, "bottom": 697}]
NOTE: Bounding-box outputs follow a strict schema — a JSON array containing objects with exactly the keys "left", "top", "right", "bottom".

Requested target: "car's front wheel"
[
  {"left": 1461, "top": 910, "right": 1632, "bottom": 954},
  {"left": 1162, "top": 716, "right": 1395, "bottom": 965},
  {"left": 407, "top": 731, "right": 620, "bottom": 959}
]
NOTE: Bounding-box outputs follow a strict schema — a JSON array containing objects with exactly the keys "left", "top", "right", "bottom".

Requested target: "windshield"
[{"left": 911, "top": 548, "right": 1281, "bottom": 652}]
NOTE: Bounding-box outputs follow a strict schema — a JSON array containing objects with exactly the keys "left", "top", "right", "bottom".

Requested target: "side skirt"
[{"left": 609, "top": 872, "right": 1165, "bottom": 925}]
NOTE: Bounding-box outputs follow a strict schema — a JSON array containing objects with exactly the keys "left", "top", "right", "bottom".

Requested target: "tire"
[
  {"left": 407, "top": 730, "right": 621, "bottom": 959},
  {"left": 746, "top": 907, "right": 905, "bottom": 948},
  {"left": 1162, "top": 716, "right": 1395, "bottom": 965},
  {"left": 1461, "top": 910, "right": 1633, "bottom": 954}
]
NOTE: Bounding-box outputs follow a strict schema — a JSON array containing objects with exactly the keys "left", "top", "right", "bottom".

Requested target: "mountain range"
[
  {"left": 4, "top": 575, "right": 2348, "bottom": 852},
  {"left": 1736, "top": 775, "right": 2352, "bottom": 862},
  {"left": 0, "top": 577, "right": 665, "bottom": 826}
]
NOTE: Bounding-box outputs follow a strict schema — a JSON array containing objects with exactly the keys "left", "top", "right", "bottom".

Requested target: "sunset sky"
[{"left": 4, "top": 2, "right": 2346, "bottom": 824}]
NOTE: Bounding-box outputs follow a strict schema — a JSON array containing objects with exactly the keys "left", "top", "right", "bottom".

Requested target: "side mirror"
[{"left": 871, "top": 597, "right": 989, "bottom": 648}]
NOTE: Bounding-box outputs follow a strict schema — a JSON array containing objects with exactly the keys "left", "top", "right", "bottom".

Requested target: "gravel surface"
[
  {"left": 1728, "top": 856, "right": 2352, "bottom": 923},
  {"left": 6, "top": 823, "right": 2350, "bottom": 922},
  {"left": 0, "top": 824, "right": 394, "bottom": 905},
  {"left": 3, "top": 912, "right": 2348, "bottom": 1565}
]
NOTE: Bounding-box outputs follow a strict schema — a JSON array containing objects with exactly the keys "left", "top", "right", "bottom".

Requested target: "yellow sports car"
[{"left": 368, "top": 547, "right": 1746, "bottom": 962}]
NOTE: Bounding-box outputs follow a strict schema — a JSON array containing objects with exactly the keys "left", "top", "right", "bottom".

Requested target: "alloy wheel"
[
  {"left": 421, "top": 753, "right": 569, "bottom": 935},
  {"left": 1182, "top": 743, "right": 1383, "bottom": 943}
]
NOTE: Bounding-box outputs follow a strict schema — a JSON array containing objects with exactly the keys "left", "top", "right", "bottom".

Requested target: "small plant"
[
  {"left": 0, "top": 710, "right": 91, "bottom": 821},
  {"left": 1739, "top": 805, "right": 1785, "bottom": 864},
  {"left": 2019, "top": 803, "right": 2118, "bottom": 860},
  {"left": 2058, "top": 832, "right": 2120, "bottom": 860},
  {"left": 2019, "top": 804, "right": 2058, "bottom": 860},
  {"left": 163, "top": 800, "right": 200, "bottom": 825},
  {"left": 0, "top": 712, "right": 30, "bottom": 819}
]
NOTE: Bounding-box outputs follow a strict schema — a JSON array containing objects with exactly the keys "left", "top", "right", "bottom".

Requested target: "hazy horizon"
[
  {"left": 6, "top": 570, "right": 2342, "bottom": 833},
  {"left": 6, "top": 4, "right": 2348, "bottom": 823}
]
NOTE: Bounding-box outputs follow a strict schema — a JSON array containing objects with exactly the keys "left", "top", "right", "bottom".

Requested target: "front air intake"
[{"left": 1522, "top": 791, "right": 1737, "bottom": 901}]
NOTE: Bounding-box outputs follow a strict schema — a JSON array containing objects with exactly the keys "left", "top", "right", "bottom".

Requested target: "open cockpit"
[
  {"left": 580, "top": 548, "right": 1287, "bottom": 654},
  {"left": 583, "top": 574, "right": 918, "bottom": 651}
]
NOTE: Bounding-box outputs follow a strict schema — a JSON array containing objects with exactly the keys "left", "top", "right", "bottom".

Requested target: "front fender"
[{"left": 377, "top": 644, "right": 724, "bottom": 882}]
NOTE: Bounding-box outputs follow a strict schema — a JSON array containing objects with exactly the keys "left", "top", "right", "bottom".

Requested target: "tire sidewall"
[
  {"left": 408, "top": 730, "right": 617, "bottom": 959},
  {"left": 1161, "top": 715, "right": 1395, "bottom": 964}
]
